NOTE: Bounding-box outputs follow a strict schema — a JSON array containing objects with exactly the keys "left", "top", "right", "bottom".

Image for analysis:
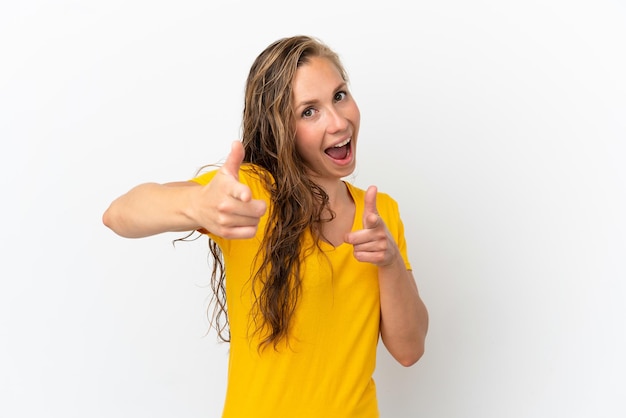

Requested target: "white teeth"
[{"left": 334, "top": 138, "right": 351, "bottom": 147}]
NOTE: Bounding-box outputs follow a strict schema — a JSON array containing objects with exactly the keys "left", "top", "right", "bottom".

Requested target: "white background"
[{"left": 1, "top": 1, "right": 625, "bottom": 417}]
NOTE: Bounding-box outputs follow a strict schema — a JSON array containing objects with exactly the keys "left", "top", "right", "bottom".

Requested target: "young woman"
[{"left": 103, "top": 35, "right": 428, "bottom": 418}]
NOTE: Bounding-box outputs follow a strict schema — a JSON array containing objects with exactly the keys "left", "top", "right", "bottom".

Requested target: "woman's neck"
[{"left": 317, "top": 180, "right": 355, "bottom": 246}]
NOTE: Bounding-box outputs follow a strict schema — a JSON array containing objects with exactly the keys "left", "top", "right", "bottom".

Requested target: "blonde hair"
[{"left": 209, "top": 35, "right": 349, "bottom": 348}]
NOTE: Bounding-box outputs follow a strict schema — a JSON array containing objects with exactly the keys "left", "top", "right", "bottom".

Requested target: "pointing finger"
[
  {"left": 221, "top": 141, "right": 245, "bottom": 180},
  {"left": 220, "top": 141, "right": 252, "bottom": 201},
  {"left": 363, "top": 185, "right": 379, "bottom": 229}
]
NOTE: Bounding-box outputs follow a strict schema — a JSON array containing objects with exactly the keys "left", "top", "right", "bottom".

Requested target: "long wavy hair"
[{"left": 206, "top": 35, "right": 349, "bottom": 349}]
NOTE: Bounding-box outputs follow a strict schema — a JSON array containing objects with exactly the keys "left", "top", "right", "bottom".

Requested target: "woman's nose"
[{"left": 326, "top": 106, "right": 349, "bottom": 133}]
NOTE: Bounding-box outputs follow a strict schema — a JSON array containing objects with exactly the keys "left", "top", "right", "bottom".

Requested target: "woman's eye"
[
  {"left": 302, "top": 108, "right": 315, "bottom": 118},
  {"left": 334, "top": 91, "right": 347, "bottom": 102}
]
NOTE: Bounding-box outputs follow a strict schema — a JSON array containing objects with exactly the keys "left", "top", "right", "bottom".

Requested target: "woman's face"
[{"left": 291, "top": 56, "right": 360, "bottom": 187}]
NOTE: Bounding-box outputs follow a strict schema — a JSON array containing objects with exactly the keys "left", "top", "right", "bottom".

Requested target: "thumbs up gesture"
[
  {"left": 345, "top": 186, "right": 400, "bottom": 266},
  {"left": 194, "top": 141, "right": 267, "bottom": 239}
]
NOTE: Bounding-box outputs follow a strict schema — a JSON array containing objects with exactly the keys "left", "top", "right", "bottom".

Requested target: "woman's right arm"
[
  {"left": 102, "top": 142, "right": 267, "bottom": 239},
  {"left": 102, "top": 181, "right": 206, "bottom": 238}
]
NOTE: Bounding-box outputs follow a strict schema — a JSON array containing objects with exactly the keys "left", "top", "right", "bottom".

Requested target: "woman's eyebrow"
[{"left": 294, "top": 82, "right": 348, "bottom": 109}]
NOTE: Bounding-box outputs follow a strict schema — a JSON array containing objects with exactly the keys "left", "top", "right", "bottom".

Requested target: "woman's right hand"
[
  {"left": 103, "top": 141, "right": 266, "bottom": 239},
  {"left": 190, "top": 141, "right": 267, "bottom": 239}
]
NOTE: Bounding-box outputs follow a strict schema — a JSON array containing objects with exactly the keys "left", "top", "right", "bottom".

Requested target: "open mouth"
[{"left": 324, "top": 138, "right": 351, "bottom": 160}]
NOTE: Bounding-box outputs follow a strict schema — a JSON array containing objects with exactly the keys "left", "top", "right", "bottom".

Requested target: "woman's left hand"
[{"left": 344, "top": 185, "right": 400, "bottom": 266}]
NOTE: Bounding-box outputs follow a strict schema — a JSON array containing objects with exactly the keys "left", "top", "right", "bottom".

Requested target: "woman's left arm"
[
  {"left": 377, "top": 259, "right": 429, "bottom": 367},
  {"left": 345, "top": 185, "right": 429, "bottom": 367}
]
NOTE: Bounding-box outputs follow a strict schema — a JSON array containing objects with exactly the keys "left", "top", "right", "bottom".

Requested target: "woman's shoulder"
[
  {"left": 191, "top": 163, "right": 272, "bottom": 185},
  {"left": 190, "top": 167, "right": 219, "bottom": 185},
  {"left": 345, "top": 181, "right": 399, "bottom": 212}
]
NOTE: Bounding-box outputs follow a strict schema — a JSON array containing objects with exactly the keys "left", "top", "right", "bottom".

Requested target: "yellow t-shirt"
[{"left": 192, "top": 166, "right": 411, "bottom": 418}]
